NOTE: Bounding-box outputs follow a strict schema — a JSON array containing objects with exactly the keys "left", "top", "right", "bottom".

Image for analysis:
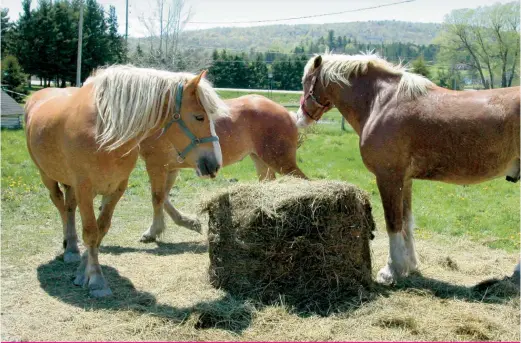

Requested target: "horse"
[
  {"left": 138, "top": 94, "right": 308, "bottom": 243},
  {"left": 24, "top": 65, "right": 228, "bottom": 297},
  {"left": 296, "top": 53, "right": 520, "bottom": 285}
]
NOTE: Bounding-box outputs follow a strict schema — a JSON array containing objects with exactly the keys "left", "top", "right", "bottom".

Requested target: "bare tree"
[{"left": 138, "top": 0, "right": 199, "bottom": 70}]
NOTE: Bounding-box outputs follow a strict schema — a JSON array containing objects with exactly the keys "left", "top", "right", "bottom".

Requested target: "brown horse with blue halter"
[
  {"left": 297, "top": 53, "right": 520, "bottom": 285},
  {"left": 25, "top": 66, "right": 228, "bottom": 297}
]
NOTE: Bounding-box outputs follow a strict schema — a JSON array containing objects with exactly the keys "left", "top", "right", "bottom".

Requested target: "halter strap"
[
  {"left": 160, "top": 82, "right": 219, "bottom": 163},
  {"left": 300, "top": 70, "right": 333, "bottom": 121}
]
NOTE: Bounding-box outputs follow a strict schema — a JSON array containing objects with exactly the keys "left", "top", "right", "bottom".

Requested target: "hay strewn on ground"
[{"left": 201, "top": 178, "right": 375, "bottom": 311}]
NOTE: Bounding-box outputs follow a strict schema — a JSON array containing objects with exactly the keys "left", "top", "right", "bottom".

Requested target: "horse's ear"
[
  {"left": 313, "top": 55, "right": 322, "bottom": 70},
  {"left": 187, "top": 70, "right": 207, "bottom": 91}
]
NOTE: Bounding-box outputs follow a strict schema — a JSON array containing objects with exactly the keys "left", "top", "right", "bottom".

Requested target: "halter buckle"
[
  {"left": 177, "top": 155, "right": 185, "bottom": 164},
  {"left": 173, "top": 113, "right": 181, "bottom": 121}
]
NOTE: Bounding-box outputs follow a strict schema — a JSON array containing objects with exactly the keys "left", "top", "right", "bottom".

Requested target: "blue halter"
[{"left": 161, "top": 83, "right": 219, "bottom": 163}]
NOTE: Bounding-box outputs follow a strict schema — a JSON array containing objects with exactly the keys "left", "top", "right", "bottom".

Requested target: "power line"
[{"left": 186, "top": 0, "right": 415, "bottom": 24}]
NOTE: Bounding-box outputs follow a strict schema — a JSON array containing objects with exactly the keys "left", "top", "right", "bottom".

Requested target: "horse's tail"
[{"left": 288, "top": 111, "right": 307, "bottom": 149}]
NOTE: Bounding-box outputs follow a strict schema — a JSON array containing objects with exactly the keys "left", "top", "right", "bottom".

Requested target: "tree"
[
  {"left": 15, "top": 0, "right": 39, "bottom": 85},
  {"left": 1, "top": 8, "right": 14, "bottom": 56},
  {"left": 411, "top": 55, "right": 431, "bottom": 78},
  {"left": 138, "top": 0, "right": 194, "bottom": 70},
  {"left": 81, "top": 0, "right": 110, "bottom": 81},
  {"left": 107, "top": 6, "right": 127, "bottom": 64},
  {"left": 436, "top": 2, "right": 520, "bottom": 88},
  {"left": 53, "top": 0, "right": 78, "bottom": 86},
  {"left": 1, "top": 56, "right": 28, "bottom": 102}
]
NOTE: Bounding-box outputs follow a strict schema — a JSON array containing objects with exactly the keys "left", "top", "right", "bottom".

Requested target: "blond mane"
[
  {"left": 89, "top": 65, "right": 228, "bottom": 151},
  {"left": 304, "top": 53, "right": 434, "bottom": 99}
]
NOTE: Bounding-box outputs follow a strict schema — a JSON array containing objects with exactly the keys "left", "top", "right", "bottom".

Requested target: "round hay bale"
[{"left": 201, "top": 178, "right": 375, "bottom": 310}]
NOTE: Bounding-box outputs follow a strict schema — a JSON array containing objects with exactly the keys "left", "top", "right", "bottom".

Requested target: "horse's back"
[
  {"left": 25, "top": 85, "right": 138, "bottom": 191},
  {"left": 222, "top": 95, "right": 300, "bottom": 161},
  {"left": 400, "top": 86, "right": 520, "bottom": 183}
]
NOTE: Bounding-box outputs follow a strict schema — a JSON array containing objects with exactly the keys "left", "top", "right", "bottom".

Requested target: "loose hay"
[{"left": 201, "top": 178, "right": 375, "bottom": 311}]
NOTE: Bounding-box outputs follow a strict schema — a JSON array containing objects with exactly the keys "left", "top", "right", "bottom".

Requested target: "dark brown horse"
[
  {"left": 139, "top": 95, "right": 307, "bottom": 242},
  {"left": 297, "top": 53, "right": 520, "bottom": 284}
]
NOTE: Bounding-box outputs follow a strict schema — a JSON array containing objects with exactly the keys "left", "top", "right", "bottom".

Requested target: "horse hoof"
[
  {"left": 376, "top": 265, "right": 396, "bottom": 285},
  {"left": 73, "top": 274, "right": 86, "bottom": 286},
  {"left": 190, "top": 220, "right": 202, "bottom": 234},
  {"left": 64, "top": 252, "right": 81, "bottom": 263},
  {"left": 90, "top": 287, "right": 113, "bottom": 298},
  {"left": 139, "top": 234, "right": 156, "bottom": 243}
]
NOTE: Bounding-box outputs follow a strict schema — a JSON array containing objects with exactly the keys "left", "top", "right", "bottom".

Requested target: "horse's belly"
[{"left": 411, "top": 155, "right": 518, "bottom": 185}]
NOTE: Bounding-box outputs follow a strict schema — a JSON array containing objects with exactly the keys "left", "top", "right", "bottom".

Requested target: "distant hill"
[{"left": 175, "top": 20, "right": 441, "bottom": 52}]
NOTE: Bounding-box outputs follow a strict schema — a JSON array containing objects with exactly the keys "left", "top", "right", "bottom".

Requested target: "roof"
[{"left": 1, "top": 90, "right": 24, "bottom": 116}]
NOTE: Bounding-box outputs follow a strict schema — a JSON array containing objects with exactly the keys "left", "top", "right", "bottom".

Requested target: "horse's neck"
[{"left": 329, "top": 73, "right": 399, "bottom": 135}]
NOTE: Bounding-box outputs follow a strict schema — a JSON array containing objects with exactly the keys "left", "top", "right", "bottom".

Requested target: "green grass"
[{"left": 2, "top": 117, "right": 519, "bottom": 252}]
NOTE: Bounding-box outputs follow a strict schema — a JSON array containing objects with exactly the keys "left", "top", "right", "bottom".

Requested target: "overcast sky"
[{"left": 3, "top": 0, "right": 515, "bottom": 37}]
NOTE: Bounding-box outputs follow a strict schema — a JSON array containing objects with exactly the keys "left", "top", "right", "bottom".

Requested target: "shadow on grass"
[
  {"left": 37, "top": 257, "right": 518, "bottom": 334},
  {"left": 36, "top": 256, "right": 251, "bottom": 334},
  {"left": 392, "top": 272, "right": 520, "bottom": 304},
  {"left": 100, "top": 241, "right": 208, "bottom": 256}
]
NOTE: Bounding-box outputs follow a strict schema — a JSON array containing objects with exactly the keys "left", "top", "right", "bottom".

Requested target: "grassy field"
[{"left": 1, "top": 89, "right": 519, "bottom": 341}]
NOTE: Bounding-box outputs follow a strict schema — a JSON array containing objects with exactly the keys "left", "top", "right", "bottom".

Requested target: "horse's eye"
[{"left": 194, "top": 114, "right": 204, "bottom": 122}]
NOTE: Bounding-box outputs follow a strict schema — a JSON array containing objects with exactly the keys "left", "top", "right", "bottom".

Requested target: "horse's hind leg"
[
  {"left": 254, "top": 151, "right": 308, "bottom": 180},
  {"left": 73, "top": 181, "right": 112, "bottom": 297},
  {"left": 163, "top": 170, "right": 202, "bottom": 233},
  {"left": 63, "top": 185, "right": 80, "bottom": 263},
  {"left": 250, "top": 154, "right": 276, "bottom": 181},
  {"left": 40, "top": 174, "right": 70, "bottom": 255}
]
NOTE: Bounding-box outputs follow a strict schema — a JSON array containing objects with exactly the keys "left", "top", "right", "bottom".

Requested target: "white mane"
[
  {"left": 89, "top": 65, "right": 228, "bottom": 151},
  {"left": 304, "top": 53, "right": 434, "bottom": 99}
]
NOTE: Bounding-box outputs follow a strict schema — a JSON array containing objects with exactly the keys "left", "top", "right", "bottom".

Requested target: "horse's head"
[
  {"left": 162, "top": 70, "right": 226, "bottom": 179},
  {"left": 296, "top": 55, "right": 333, "bottom": 128}
]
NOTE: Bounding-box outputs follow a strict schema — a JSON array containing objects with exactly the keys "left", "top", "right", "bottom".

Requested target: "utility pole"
[
  {"left": 76, "top": 0, "right": 84, "bottom": 87},
  {"left": 125, "top": 0, "right": 129, "bottom": 43}
]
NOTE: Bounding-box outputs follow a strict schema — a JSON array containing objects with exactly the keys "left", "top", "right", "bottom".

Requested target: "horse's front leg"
[
  {"left": 73, "top": 181, "right": 112, "bottom": 297},
  {"left": 375, "top": 172, "right": 416, "bottom": 285},
  {"left": 140, "top": 166, "right": 168, "bottom": 243}
]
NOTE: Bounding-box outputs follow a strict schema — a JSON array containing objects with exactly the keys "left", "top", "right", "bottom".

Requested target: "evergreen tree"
[
  {"left": 107, "top": 6, "right": 126, "bottom": 64},
  {"left": 1, "top": 56, "right": 28, "bottom": 101},
  {"left": 53, "top": 0, "right": 77, "bottom": 86},
  {"left": 16, "top": 0, "right": 38, "bottom": 84},
  {"left": 1, "top": 9, "right": 13, "bottom": 56},
  {"left": 411, "top": 55, "right": 431, "bottom": 78},
  {"left": 327, "top": 30, "right": 335, "bottom": 51},
  {"left": 81, "top": 0, "right": 109, "bottom": 81}
]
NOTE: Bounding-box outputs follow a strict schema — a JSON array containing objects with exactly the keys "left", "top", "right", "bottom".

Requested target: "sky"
[{"left": 3, "top": 0, "right": 516, "bottom": 37}]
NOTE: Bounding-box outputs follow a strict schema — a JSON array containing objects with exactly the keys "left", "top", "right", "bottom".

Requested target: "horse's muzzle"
[{"left": 196, "top": 154, "right": 220, "bottom": 179}]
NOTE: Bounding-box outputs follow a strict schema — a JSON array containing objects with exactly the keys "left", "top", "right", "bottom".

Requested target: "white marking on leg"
[
  {"left": 377, "top": 232, "right": 413, "bottom": 285},
  {"left": 403, "top": 213, "right": 418, "bottom": 272},
  {"left": 389, "top": 232, "right": 410, "bottom": 276},
  {"left": 209, "top": 120, "right": 222, "bottom": 167}
]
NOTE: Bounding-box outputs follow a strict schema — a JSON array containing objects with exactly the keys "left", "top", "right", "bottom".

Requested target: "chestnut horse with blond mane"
[
  {"left": 296, "top": 53, "right": 520, "bottom": 285},
  {"left": 25, "top": 66, "right": 228, "bottom": 297},
  {"left": 138, "top": 95, "right": 307, "bottom": 242}
]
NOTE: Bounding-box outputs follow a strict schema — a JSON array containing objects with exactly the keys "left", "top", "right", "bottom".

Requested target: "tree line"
[
  {"left": 207, "top": 31, "right": 439, "bottom": 91},
  {"left": 1, "top": 0, "right": 126, "bottom": 96}
]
